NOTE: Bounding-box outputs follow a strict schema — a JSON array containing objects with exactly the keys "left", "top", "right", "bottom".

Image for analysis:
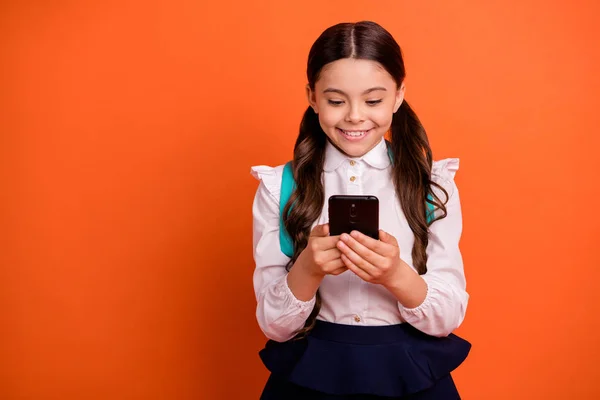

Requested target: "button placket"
[
  {"left": 347, "top": 159, "right": 362, "bottom": 195},
  {"left": 346, "top": 158, "right": 365, "bottom": 325},
  {"left": 352, "top": 260, "right": 366, "bottom": 325}
]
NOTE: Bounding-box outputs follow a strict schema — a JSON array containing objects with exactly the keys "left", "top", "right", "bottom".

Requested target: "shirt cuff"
[
  {"left": 397, "top": 279, "right": 432, "bottom": 321},
  {"left": 275, "top": 273, "right": 316, "bottom": 312}
]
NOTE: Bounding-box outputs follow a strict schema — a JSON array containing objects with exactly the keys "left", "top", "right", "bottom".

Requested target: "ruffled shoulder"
[
  {"left": 431, "top": 158, "right": 459, "bottom": 198},
  {"left": 250, "top": 164, "right": 285, "bottom": 202},
  {"left": 432, "top": 158, "right": 459, "bottom": 181}
]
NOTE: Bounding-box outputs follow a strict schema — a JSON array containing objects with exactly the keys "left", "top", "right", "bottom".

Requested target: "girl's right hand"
[{"left": 296, "top": 224, "right": 347, "bottom": 277}]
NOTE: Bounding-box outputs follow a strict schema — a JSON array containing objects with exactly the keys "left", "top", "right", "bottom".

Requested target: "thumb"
[
  {"left": 311, "top": 223, "right": 329, "bottom": 237},
  {"left": 379, "top": 229, "right": 398, "bottom": 246}
]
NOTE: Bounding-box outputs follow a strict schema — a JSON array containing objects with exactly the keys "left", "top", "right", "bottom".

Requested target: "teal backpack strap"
[
  {"left": 426, "top": 193, "right": 435, "bottom": 224},
  {"left": 279, "top": 161, "right": 296, "bottom": 258}
]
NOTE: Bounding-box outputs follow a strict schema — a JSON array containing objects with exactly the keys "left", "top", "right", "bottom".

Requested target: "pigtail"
[
  {"left": 389, "top": 101, "right": 449, "bottom": 275},
  {"left": 283, "top": 106, "right": 326, "bottom": 338}
]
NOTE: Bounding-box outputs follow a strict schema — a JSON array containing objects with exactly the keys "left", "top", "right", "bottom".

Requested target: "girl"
[{"left": 251, "top": 21, "right": 471, "bottom": 399}]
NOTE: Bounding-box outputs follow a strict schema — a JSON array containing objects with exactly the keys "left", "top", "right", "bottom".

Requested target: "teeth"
[{"left": 341, "top": 129, "right": 368, "bottom": 137}]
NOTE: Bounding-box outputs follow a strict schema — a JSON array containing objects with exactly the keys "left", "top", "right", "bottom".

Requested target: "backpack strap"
[
  {"left": 279, "top": 158, "right": 436, "bottom": 258},
  {"left": 426, "top": 194, "right": 435, "bottom": 223},
  {"left": 279, "top": 161, "right": 296, "bottom": 258}
]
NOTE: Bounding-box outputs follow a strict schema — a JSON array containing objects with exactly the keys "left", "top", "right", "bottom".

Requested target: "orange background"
[{"left": 1, "top": 1, "right": 599, "bottom": 399}]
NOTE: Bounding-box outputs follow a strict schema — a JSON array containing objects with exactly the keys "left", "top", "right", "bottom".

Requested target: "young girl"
[{"left": 251, "top": 21, "right": 471, "bottom": 399}]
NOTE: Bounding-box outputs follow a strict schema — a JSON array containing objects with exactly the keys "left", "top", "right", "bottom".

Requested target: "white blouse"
[{"left": 251, "top": 138, "right": 468, "bottom": 342}]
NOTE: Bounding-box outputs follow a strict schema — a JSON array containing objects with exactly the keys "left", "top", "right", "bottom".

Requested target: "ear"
[
  {"left": 393, "top": 83, "right": 405, "bottom": 113},
  {"left": 306, "top": 84, "right": 318, "bottom": 114}
]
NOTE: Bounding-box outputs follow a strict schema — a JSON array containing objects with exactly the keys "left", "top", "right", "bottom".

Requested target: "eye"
[
  {"left": 366, "top": 100, "right": 383, "bottom": 106},
  {"left": 328, "top": 100, "right": 344, "bottom": 106}
]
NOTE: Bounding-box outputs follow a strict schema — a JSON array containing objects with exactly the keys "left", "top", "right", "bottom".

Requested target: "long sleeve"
[
  {"left": 251, "top": 166, "right": 316, "bottom": 342},
  {"left": 397, "top": 159, "right": 469, "bottom": 337}
]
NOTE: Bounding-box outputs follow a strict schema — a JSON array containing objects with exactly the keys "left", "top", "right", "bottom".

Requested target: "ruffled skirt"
[{"left": 259, "top": 320, "right": 471, "bottom": 399}]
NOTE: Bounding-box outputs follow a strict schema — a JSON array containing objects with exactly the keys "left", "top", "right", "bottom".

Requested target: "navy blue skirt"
[{"left": 259, "top": 320, "right": 471, "bottom": 399}]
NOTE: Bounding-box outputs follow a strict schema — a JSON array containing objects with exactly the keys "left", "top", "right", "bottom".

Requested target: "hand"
[
  {"left": 296, "top": 224, "right": 347, "bottom": 278},
  {"left": 336, "top": 230, "right": 406, "bottom": 287}
]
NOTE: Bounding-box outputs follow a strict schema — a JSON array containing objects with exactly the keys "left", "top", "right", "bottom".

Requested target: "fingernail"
[
  {"left": 350, "top": 231, "right": 359, "bottom": 238},
  {"left": 341, "top": 233, "right": 349, "bottom": 241}
]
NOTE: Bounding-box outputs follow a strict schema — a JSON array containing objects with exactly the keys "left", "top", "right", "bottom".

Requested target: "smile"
[{"left": 337, "top": 128, "right": 372, "bottom": 139}]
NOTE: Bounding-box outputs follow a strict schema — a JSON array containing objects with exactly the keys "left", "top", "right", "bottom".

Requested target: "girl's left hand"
[{"left": 336, "top": 230, "right": 405, "bottom": 287}]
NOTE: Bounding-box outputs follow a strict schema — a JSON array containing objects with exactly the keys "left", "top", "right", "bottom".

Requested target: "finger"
[
  {"left": 310, "top": 223, "right": 329, "bottom": 238},
  {"left": 339, "top": 233, "right": 386, "bottom": 267},
  {"left": 329, "top": 266, "right": 348, "bottom": 276},
  {"left": 337, "top": 240, "right": 377, "bottom": 276},
  {"left": 341, "top": 254, "right": 372, "bottom": 282},
  {"left": 318, "top": 248, "right": 343, "bottom": 265},
  {"left": 324, "top": 257, "right": 347, "bottom": 274},
  {"left": 379, "top": 230, "right": 399, "bottom": 246},
  {"left": 350, "top": 230, "right": 397, "bottom": 258},
  {"left": 314, "top": 235, "right": 341, "bottom": 251}
]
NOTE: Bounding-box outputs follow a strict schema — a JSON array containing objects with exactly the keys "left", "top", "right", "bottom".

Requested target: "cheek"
[
  {"left": 318, "top": 108, "right": 344, "bottom": 129},
  {"left": 371, "top": 107, "right": 394, "bottom": 128}
]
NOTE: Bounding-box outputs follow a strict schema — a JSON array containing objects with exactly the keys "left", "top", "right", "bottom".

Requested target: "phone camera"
[{"left": 350, "top": 203, "right": 357, "bottom": 217}]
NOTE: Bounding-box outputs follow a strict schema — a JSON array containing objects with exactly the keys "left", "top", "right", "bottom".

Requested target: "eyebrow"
[{"left": 323, "top": 87, "right": 387, "bottom": 95}]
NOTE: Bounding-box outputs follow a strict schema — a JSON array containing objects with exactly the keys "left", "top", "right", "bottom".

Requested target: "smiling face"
[{"left": 307, "top": 58, "right": 405, "bottom": 158}]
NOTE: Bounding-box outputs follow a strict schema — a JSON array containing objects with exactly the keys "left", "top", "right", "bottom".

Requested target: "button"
[
  {"left": 354, "top": 315, "right": 361, "bottom": 323},
  {"left": 350, "top": 176, "right": 356, "bottom": 182},
  {"left": 349, "top": 160, "right": 356, "bottom": 166}
]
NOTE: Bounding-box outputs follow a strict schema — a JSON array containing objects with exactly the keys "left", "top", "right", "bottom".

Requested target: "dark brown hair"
[{"left": 283, "top": 21, "right": 450, "bottom": 338}]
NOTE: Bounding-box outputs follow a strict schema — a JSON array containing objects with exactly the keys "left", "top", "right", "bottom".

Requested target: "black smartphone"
[{"left": 328, "top": 195, "right": 379, "bottom": 239}]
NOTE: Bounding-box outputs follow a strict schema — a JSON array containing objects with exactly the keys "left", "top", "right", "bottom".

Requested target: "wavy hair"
[{"left": 283, "top": 21, "right": 450, "bottom": 338}]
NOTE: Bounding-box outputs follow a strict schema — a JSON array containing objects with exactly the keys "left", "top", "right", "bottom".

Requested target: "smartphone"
[{"left": 328, "top": 195, "right": 379, "bottom": 239}]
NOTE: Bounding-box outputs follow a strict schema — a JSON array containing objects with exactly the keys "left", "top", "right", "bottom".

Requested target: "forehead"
[{"left": 316, "top": 58, "right": 397, "bottom": 91}]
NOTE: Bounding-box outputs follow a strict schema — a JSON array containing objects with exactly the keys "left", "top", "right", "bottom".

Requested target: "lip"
[{"left": 336, "top": 127, "right": 373, "bottom": 142}]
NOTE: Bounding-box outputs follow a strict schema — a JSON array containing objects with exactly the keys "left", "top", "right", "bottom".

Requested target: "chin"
[
  {"left": 335, "top": 142, "right": 370, "bottom": 158},
  {"left": 343, "top": 146, "right": 368, "bottom": 157},
  {"left": 333, "top": 135, "right": 382, "bottom": 157}
]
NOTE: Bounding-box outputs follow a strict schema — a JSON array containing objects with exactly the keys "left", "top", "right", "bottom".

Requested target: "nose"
[{"left": 345, "top": 103, "right": 365, "bottom": 123}]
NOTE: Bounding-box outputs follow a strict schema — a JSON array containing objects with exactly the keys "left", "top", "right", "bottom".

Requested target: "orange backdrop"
[{"left": 2, "top": 1, "right": 599, "bottom": 399}]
